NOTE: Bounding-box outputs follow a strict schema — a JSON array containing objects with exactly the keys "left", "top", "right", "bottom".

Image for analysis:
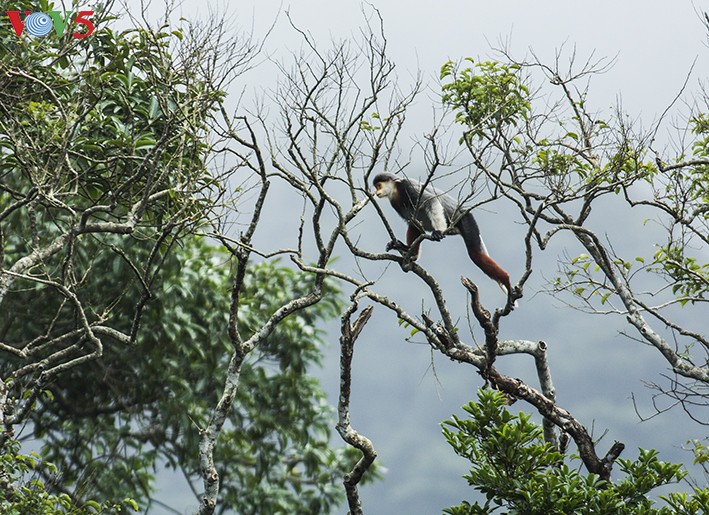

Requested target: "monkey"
[{"left": 372, "top": 172, "right": 513, "bottom": 298}]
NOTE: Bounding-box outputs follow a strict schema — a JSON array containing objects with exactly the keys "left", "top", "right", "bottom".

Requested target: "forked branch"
[{"left": 336, "top": 301, "right": 376, "bottom": 515}]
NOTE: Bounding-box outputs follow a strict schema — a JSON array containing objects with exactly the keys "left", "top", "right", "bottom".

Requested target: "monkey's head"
[{"left": 372, "top": 173, "right": 397, "bottom": 199}]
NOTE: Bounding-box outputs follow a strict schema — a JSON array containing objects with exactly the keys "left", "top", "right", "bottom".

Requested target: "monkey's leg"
[
  {"left": 385, "top": 224, "right": 421, "bottom": 256},
  {"left": 385, "top": 239, "right": 409, "bottom": 252},
  {"left": 405, "top": 224, "right": 422, "bottom": 259}
]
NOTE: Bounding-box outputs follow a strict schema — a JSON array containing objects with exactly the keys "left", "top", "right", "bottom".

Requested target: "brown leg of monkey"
[{"left": 406, "top": 225, "right": 422, "bottom": 260}]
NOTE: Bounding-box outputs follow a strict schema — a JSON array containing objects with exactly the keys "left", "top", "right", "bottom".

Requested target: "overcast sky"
[{"left": 118, "top": 1, "right": 709, "bottom": 513}]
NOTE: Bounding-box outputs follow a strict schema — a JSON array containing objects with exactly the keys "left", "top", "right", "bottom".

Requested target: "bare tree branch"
[{"left": 336, "top": 300, "right": 376, "bottom": 515}]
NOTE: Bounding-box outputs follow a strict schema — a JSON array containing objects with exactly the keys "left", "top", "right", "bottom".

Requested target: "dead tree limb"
[{"left": 336, "top": 301, "right": 376, "bottom": 515}]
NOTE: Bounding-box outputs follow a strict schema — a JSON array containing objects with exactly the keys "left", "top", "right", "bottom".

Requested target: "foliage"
[
  {"left": 647, "top": 112, "right": 709, "bottom": 304},
  {"left": 0, "top": 2, "right": 357, "bottom": 513},
  {"left": 441, "top": 58, "right": 530, "bottom": 142},
  {"left": 0, "top": 438, "right": 138, "bottom": 514},
  {"left": 442, "top": 390, "right": 709, "bottom": 514},
  {"left": 0, "top": 2, "right": 220, "bottom": 225},
  {"left": 1, "top": 233, "right": 353, "bottom": 512},
  {"left": 0, "top": 0, "right": 224, "bottom": 384}
]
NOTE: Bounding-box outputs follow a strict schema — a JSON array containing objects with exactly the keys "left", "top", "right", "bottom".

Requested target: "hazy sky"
[{"left": 116, "top": 1, "right": 709, "bottom": 513}]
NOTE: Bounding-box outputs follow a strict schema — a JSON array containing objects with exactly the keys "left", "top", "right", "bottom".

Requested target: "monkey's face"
[{"left": 373, "top": 179, "right": 395, "bottom": 198}]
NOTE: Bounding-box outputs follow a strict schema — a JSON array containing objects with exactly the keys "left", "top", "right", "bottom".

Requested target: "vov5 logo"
[{"left": 6, "top": 10, "right": 95, "bottom": 38}]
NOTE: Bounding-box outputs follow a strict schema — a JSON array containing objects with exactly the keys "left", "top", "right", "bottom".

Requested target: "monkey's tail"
[
  {"left": 469, "top": 249, "right": 512, "bottom": 295},
  {"left": 458, "top": 213, "right": 516, "bottom": 306}
]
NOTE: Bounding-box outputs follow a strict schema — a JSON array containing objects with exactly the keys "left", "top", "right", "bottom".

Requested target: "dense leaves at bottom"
[
  {"left": 0, "top": 439, "right": 138, "bottom": 514},
  {"left": 442, "top": 390, "right": 709, "bottom": 515}
]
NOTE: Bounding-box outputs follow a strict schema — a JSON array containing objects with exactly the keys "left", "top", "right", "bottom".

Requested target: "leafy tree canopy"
[
  {"left": 443, "top": 390, "right": 709, "bottom": 515},
  {"left": 0, "top": 1, "right": 357, "bottom": 512}
]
